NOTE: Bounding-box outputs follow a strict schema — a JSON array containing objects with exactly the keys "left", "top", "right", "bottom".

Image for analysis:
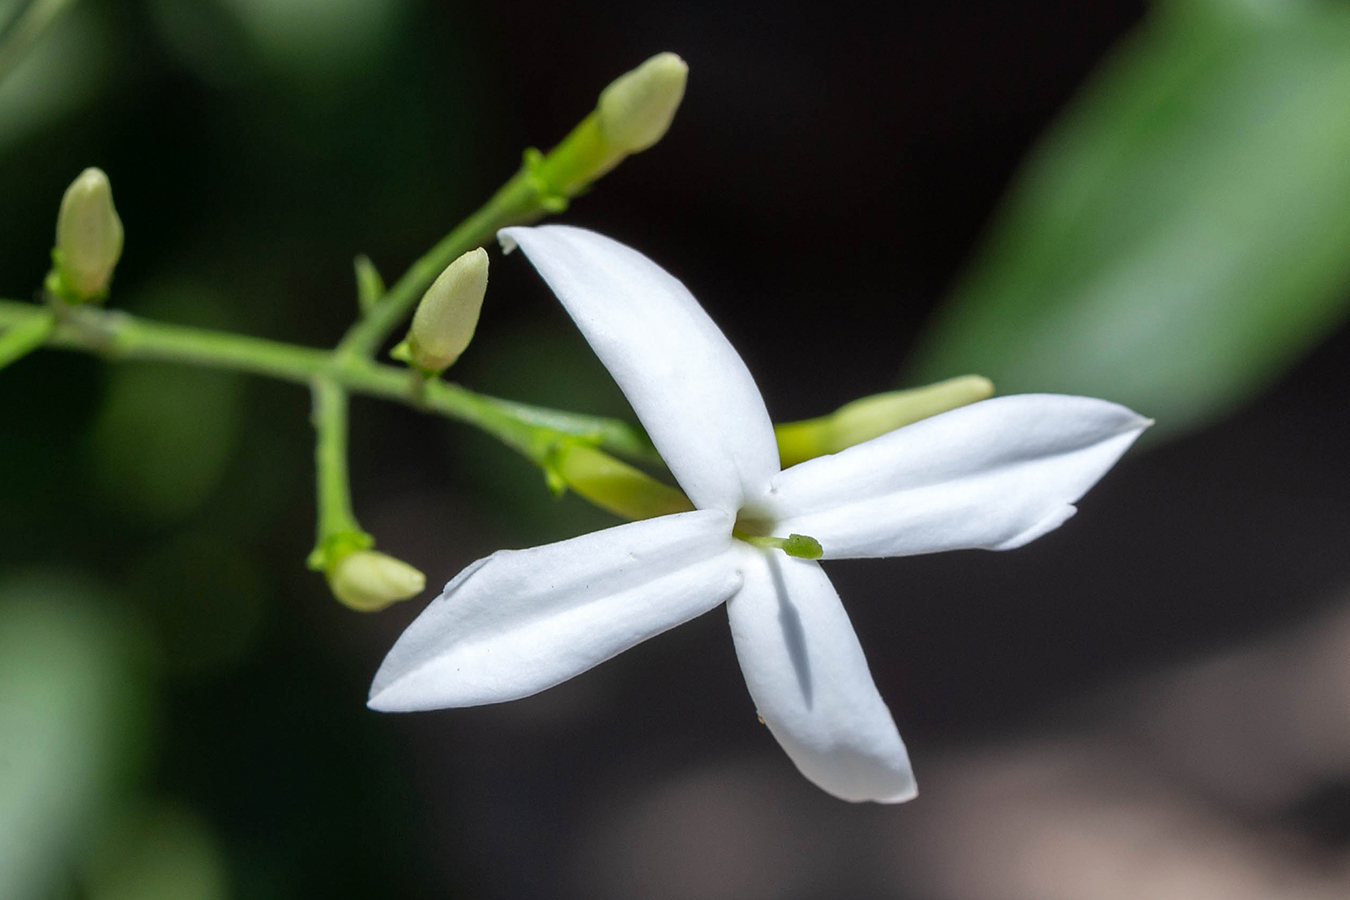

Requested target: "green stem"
[
  {"left": 0, "top": 0, "right": 78, "bottom": 87},
  {"left": 338, "top": 165, "right": 552, "bottom": 360},
  {"left": 311, "top": 377, "right": 362, "bottom": 543},
  {"left": 0, "top": 298, "right": 651, "bottom": 466},
  {"left": 0, "top": 308, "right": 55, "bottom": 369}
]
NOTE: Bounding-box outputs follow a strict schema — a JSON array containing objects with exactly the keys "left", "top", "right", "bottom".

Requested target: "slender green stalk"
[
  {"left": 0, "top": 308, "right": 55, "bottom": 369},
  {"left": 0, "top": 297, "right": 650, "bottom": 466},
  {"left": 0, "top": 0, "right": 78, "bottom": 87},
  {"left": 311, "top": 377, "right": 363, "bottom": 544}
]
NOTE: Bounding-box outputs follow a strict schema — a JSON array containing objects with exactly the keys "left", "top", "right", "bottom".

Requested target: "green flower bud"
[
  {"left": 596, "top": 52, "right": 688, "bottom": 155},
  {"left": 776, "top": 375, "right": 995, "bottom": 467},
  {"left": 529, "top": 53, "right": 689, "bottom": 199},
  {"left": 53, "top": 168, "right": 124, "bottom": 303},
  {"left": 392, "top": 248, "right": 488, "bottom": 375},
  {"left": 327, "top": 550, "right": 426, "bottom": 613},
  {"left": 550, "top": 443, "right": 695, "bottom": 521}
]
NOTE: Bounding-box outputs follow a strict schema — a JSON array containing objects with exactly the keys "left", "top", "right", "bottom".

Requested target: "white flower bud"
[
  {"left": 395, "top": 248, "right": 489, "bottom": 375},
  {"left": 596, "top": 52, "right": 688, "bottom": 154},
  {"left": 54, "top": 168, "right": 124, "bottom": 302},
  {"left": 328, "top": 550, "right": 425, "bottom": 613}
]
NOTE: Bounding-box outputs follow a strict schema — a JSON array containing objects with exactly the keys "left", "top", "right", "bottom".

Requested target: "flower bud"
[
  {"left": 776, "top": 375, "right": 995, "bottom": 467},
  {"left": 53, "top": 168, "right": 124, "bottom": 302},
  {"left": 596, "top": 52, "right": 688, "bottom": 155},
  {"left": 327, "top": 550, "right": 426, "bottom": 613},
  {"left": 529, "top": 53, "right": 689, "bottom": 199},
  {"left": 551, "top": 443, "right": 695, "bottom": 521},
  {"left": 392, "top": 248, "right": 488, "bottom": 375}
]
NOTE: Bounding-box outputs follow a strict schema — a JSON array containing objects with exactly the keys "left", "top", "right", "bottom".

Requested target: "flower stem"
[
  {"left": 0, "top": 297, "right": 655, "bottom": 466},
  {"left": 311, "top": 377, "right": 364, "bottom": 546}
]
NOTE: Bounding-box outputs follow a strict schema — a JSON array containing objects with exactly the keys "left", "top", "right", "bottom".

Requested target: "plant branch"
[
  {"left": 0, "top": 298, "right": 655, "bottom": 466},
  {"left": 311, "top": 377, "right": 363, "bottom": 545}
]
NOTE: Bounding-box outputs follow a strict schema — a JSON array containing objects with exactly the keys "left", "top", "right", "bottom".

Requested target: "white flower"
[{"left": 368, "top": 226, "right": 1150, "bottom": 803}]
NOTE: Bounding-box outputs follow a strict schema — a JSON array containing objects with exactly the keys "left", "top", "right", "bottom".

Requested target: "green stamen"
[{"left": 733, "top": 530, "right": 823, "bottom": 560}]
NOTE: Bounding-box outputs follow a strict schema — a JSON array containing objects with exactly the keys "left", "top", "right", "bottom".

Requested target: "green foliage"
[
  {"left": 0, "top": 574, "right": 149, "bottom": 900},
  {"left": 909, "top": 0, "right": 1350, "bottom": 437},
  {"left": 0, "top": 0, "right": 108, "bottom": 153}
]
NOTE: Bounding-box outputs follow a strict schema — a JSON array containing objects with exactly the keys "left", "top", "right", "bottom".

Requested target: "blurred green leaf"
[
  {"left": 0, "top": 2, "right": 110, "bottom": 153},
  {"left": 218, "top": 0, "right": 403, "bottom": 78},
  {"left": 0, "top": 574, "right": 148, "bottom": 900},
  {"left": 84, "top": 802, "right": 230, "bottom": 900},
  {"left": 908, "top": 0, "right": 1350, "bottom": 437}
]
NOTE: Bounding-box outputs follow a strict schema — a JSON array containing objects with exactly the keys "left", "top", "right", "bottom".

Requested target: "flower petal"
[
  {"left": 369, "top": 510, "right": 739, "bottom": 711},
  {"left": 762, "top": 394, "right": 1150, "bottom": 559},
  {"left": 500, "top": 225, "right": 779, "bottom": 513},
  {"left": 726, "top": 547, "right": 916, "bottom": 803}
]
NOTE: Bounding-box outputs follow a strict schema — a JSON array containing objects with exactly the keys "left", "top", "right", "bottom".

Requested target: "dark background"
[{"left": 4, "top": 1, "right": 1350, "bottom": 898}]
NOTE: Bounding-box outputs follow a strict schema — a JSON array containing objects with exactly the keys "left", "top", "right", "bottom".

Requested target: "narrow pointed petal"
[
  {"left": 369, "top": 510, "right": 739, "bottom": 711},
  {"left": 500, "top": 225, "right": 779, "bottom": 513},
  {"left": 726, "top": 548, "right": 916, "bottom": 803},
  {"left": 763, "top": 394, "right": 1149, "bottom": 559}
]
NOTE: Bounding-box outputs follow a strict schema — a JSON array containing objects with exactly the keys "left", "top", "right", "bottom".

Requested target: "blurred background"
[{"left": 4, "top": 0, "right": 1350, "bottom": 897}]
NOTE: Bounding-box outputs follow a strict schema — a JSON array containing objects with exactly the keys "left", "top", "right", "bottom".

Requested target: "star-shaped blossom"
[{"left": 368, "top": 225, "right": 1150, "bottom": 803}]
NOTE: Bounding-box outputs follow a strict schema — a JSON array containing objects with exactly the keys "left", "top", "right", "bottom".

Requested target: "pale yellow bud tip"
[
  {"left": 597, "top": 52, "right": 688, "bottom": 154},
  {"left": 55, "top": 167, "right": 124, "bottom": 301},
  {"left": 402, "top": 247, "right": 489, "bottom": 374},
  {"left": 327, "top": 550, "right": 426, "bottom": 613}
]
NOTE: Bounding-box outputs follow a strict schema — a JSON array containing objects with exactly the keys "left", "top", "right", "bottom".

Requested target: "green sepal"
[
  {"left": 521, "top": 148, "right": 572, "bottom": 213},
  {"left": 389, "top": 339, "right": 442, "bottom": 380},
  {"left": 45, "top": 249, "right": 109, "bottom": 306},
  {"left": 306, "top": 528, "right": 375, "bottom": 573},
  {"left": 543, "top": 460, "right": 568, "bottom": 498}
]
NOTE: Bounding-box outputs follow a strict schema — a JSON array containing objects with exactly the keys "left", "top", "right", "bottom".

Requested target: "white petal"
[
  {"left": 500, "top": 225, "right": 779, "bottom": 513},
  {"left": 762, "top": 394, "right": 1150, "bottom": 559},
  {"left": 726, "top": 547, "right": 915, "bottom": 803},
  {"left": 369, "top": 510, "right": 739, "bottom": 711}
]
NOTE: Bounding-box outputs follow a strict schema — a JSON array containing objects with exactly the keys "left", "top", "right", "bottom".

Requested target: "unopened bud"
[
  {"left": 531, "top": 53, "right": 688, "bottom": 199},
  {"left": 392, "top": 248, "right": 488, "bottom": 375},
  {"left": 53, "top": 168, "right": 124, "bottom": 302},
  {"left": 551, "top": 443, "right": 695, "bottom": 520},
  {"left": 596, "top": 52, "right": 687, "bottom": 155},
  {"left": 776, "top": 375, "right": 995, "bottom": 467},
  {"left": 327, "top": 550, "right": 426, "bottom": 613}
]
